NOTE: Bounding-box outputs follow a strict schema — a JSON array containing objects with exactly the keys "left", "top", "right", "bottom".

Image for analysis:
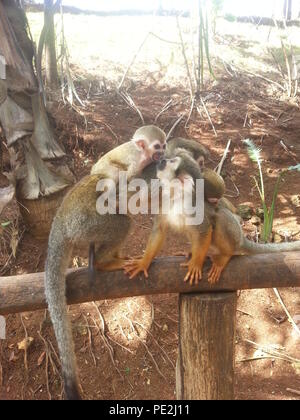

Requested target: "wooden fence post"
[{"left": 176, "top": 292, "right": 237, "bottom": 400}]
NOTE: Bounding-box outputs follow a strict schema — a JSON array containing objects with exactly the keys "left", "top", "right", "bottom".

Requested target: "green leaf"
[
  {"left": 262, "top": 202, "right": 270, "bottom": 242},
  {"left": 1, "top": 221, "right": 11, "bottom": 228}
]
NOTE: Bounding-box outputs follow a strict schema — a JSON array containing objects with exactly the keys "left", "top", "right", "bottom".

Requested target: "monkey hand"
[
  {"left": 123, "top": 258, "right": 150, "bottom": 279},
  {"left": 208, "top": 263, "right": 223, "bottom": 284},
  {"left": 181, "top": 259, "right": 203, "bottom": 285}
]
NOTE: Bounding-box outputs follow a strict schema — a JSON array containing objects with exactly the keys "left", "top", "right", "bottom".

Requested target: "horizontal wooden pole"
[{"left": 0, "top": 252, "right": 300, "bottom": 315}]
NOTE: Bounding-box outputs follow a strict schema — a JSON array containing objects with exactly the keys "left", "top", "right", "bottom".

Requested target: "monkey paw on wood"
[
  {"left": 123, "top": 258, "right": 150, "bottom": 279},
  {"left": 208, "top": 263, "right": 224, "bottom": 284},
  {"left": 181, "top": 260, "right": 204, "bottom": 285}
]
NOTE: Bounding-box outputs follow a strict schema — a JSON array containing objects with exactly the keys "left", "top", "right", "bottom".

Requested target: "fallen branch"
[
  {"left": 166, "top": 114, "right": 185, "bottom": 141},
  {"left": 215, "top": 139, "right": 231, "bottom": 175},
  {"left": 272, "top": 288, "right": 300, "bottom": 337}
]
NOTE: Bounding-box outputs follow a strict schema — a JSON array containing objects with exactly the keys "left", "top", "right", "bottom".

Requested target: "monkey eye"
[
  {"left": 154, "top": 143, "right": 161, "bottom": 150},
  {"left": 162, "top": 144, "right": 166, "bottom": 150},
  {"left": 170, "top": 159, "right": 176, "bottom": 163}
]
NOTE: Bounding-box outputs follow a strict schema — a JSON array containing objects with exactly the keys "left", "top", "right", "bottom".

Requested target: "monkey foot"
[
  {"left": 123, "top": 259, "right": 150, "bottom": 279},
  {"left": 181, "top": 261, "right": 203, "bottom": 285},
  {"left": 208, "top": 264, "right": 223, "bottom": 284}
]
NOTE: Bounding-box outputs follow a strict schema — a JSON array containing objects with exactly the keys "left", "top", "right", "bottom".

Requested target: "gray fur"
[
  {"left": 215, "top": 207, "right": 300, "bottom": 256},
  {"left": 45, "top": 176, "right": 132, "bottom": 399}
]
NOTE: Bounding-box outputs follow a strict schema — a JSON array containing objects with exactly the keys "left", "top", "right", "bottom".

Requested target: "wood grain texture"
[
  {"left": 0, "top": 252, "right": 299, "bottom": 315},
  {"left": 177, "top": 293, "right": 237, "bottom": 400}
]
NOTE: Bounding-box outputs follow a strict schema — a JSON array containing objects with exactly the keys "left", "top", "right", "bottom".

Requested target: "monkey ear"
[
  {"left": 197, "top": 156, "right": 205, "bottom": 171},
  {"left": 133, "top": 139, "right": 147, "bottom": 150}
]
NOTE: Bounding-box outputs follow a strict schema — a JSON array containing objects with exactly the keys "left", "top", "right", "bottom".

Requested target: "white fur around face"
[
  {"left": 157, "top": 157, "right": 181, "bottom": 182},
  {"left": 161, "top": 174, "right": 195, "bottom": 231}
]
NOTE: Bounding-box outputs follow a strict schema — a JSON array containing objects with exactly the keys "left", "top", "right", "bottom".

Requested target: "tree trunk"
[
  {"left": 0, "top": 0, "right": 73, "bottom": 239},
  {"left": 44, "top": 0, "right": 59, "bottom": 89},
  {"left": 0, "top": 0, "right": 36, "bottom": 92}
]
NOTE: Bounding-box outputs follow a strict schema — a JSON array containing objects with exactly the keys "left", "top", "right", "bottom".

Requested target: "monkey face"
[
  {"left": 157, "top": 157, "right": 181, "bottom": 181},
  {"left": 134, "top": 137, "right": 166, "bottom": 163},
  {"left": 133, "top": 125, "right": 167, "bottom": 164},
  {"left": 150, "top": 140, "right": 167, "bottom": 162}
]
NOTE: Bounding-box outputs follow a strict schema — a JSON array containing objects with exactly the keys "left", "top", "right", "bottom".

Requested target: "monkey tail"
[
  {"left": 241, "top": 238, "right": 300, "bottom": 254},
  {"left": 45, "top": 222, "right": 81, "bottom": 400}
]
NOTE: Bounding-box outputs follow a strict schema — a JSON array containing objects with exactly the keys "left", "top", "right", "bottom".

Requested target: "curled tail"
[
  {"left": 241, "top": 238, "right": 300, "bottom": 255},
  {"left": 45, "top": 223, "right": 81, "bottom": 400}
]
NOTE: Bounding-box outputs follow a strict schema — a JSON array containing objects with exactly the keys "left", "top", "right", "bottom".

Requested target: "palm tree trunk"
[{"left": 0, "top": 0, "right": 73, "bottom": 238}]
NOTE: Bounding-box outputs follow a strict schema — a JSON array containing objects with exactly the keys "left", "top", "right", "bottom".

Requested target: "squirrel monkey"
[
  {"left": 91, "top": 125, "right": 166, "bottom": 178},
  {"left": 167, "top": 137, "right": 209, "bottom": 169},
  {"left": 88, "top": 125, "right": 166, "bottom": 281},
  {"left": 45, "top": 175, "right": 130, "bottom": 399},
  {"left": 124, "top": 138, "right": 219, "bottom": 284},
  {"left": 124, "top": 149, "right": 222, "bottom": 284},
  {"left": 208, "top": 206, "right": 300, "bottom": 284},
  {"left": 45, "top": 162, "right": 162, "bottom": 399}
]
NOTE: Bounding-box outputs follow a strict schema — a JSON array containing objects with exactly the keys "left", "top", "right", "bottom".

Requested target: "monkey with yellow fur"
[
  {"left": 88, "top": 124, "right": 166, "bottom": 280},
  {"left": 123, "top": 138, "right": 220, "bottom": 284},
  {"left": 124, "top": 149, "right": 220, "bottom": 284},
  {"left": 208, "top": 204, "right": 300, "bottom": 283},
  {"left": 91, "top": 125, "right": 166, "bottom": 179}
]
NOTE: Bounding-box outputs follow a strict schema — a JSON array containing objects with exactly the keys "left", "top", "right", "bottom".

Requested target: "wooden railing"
[{"left": 1, "top": 252, "right": 299, "bottom": 399}]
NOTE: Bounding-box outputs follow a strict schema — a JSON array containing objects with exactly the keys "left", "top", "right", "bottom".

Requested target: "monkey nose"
[{"left": 158, "top": 159, "right": 167, "bottom": 170}]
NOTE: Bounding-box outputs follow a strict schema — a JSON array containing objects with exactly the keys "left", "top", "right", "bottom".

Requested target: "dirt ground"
[{"left": 0, "top": 16, "right": 300, "bottom": 400}]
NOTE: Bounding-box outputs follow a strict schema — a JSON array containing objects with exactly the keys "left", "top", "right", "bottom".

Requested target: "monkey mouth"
[
  {"left": 207, "top": 198, "right": 219, "bottom": 205},
  {"left": 152, "top": 152, "right": 163, "bottom": 162}
]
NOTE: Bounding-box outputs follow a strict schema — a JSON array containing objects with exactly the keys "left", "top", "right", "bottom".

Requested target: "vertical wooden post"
[{"left": 176, "top": 292, "right": 237, "bottom": 400}]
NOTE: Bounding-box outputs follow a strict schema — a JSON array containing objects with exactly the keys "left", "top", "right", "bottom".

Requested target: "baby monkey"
[
  {"left": 91, "top": 125, "right": 166, "bottom": 179},
  {"left": 88, "top": 124, "right": 166, "bottom": 280}
]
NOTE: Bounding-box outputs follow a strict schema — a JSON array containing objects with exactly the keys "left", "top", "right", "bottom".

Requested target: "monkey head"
[
  {"left": 132, "top": 125, "right": 167, "bottom": 165},
  {"left": 157, "top": 148, "right": 203, "bottom": 183},
  {"left": 203, "top": 168, "right": 225, "bottom": 205}
]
